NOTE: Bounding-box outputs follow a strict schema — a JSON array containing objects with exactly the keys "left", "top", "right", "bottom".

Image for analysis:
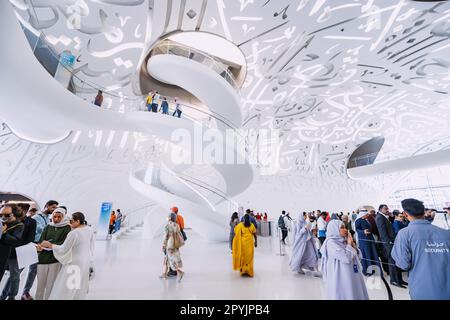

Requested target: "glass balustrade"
[{"left": 348, "top": 152, "right": 379, "bottom": 168}]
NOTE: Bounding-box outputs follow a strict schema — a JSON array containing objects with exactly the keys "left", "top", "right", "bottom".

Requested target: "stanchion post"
[{"left": 277, "top": 226, "right": 285, "bottom": 256}]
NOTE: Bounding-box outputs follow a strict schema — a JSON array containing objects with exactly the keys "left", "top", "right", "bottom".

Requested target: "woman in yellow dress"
[{"left": 232, "top": 214, "right": 257, "bottom": 277}]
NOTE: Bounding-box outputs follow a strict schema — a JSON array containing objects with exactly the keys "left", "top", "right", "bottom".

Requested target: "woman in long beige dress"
[{"left": 160, "top": 213, "right": 184, "bottom": 282}]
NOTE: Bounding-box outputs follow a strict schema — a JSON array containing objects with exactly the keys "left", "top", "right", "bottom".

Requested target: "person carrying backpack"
[
  {"left": 160, "top": 213, "right": 184, "bottom": 282},
  {"left": 278, "top": 210, "right": 289, "bottom": 245}
]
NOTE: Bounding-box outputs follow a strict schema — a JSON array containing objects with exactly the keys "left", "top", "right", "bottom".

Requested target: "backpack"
[{"left": 278, "top": 215, "right": 286, "bottom": 229}]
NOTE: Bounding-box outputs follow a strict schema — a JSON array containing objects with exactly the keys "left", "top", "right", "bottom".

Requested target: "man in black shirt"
[
  {"left": 0, "top": 204, "right": 24, "bottom": 284},
  {"left": 1, "top": 203, "right": 36, "bottom": 300}
]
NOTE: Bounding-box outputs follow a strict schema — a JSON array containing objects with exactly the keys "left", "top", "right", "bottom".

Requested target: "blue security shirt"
[{"left": 392, "top": 219, "right": 450, "bottom": 300}]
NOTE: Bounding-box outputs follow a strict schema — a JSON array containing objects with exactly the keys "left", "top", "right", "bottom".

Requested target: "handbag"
[{"left": 172, "top": 225, "right": 185, "bottom": 249}]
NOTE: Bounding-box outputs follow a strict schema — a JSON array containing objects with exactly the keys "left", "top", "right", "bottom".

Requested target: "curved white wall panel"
[{"left": 0, "top": 2, "right": 71, "bottom": 143}]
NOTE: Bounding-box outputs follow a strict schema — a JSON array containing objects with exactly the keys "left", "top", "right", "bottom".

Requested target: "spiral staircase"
[{"left": 0, "top": 1, "right": 253, "bottom": 242}]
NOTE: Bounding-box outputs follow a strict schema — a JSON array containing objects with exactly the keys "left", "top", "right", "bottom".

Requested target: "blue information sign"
[{"left": 97, "top": 202, "right": 113, "bottom": 240}]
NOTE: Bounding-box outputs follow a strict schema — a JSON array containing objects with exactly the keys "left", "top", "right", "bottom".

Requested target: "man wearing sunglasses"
[
  {"left": 0, "top": 204, "right": 24, "bottom": 284},
  {"left": 0, "top": 204, "right": 36, "bottom": 300}
]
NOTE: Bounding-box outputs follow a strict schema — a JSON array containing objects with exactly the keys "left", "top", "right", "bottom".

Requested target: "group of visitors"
[
  {"left": 3, "top": 197, "right": 447, "bottom": 301},
  {"left": 228, "top": 199, "right": 449, "bottom": 300},
  {"left": 91, "top": 90, "right": 183, "bottom": 118},
  {"left": 146, "top": 91, "right": 183, "bottom": 117},
  {"left": 292, "top": 200, "right": 450, "bottom": 299},
  {"left": 160, "top": 206, "right": 186, "bottom": 282},
  {"left": 0, "top": 200, "right": 94, "bottom": 300}
]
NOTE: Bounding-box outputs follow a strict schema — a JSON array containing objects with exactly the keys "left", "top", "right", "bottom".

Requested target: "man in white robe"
[{"left": 431, "top": 208, "right": 450, "bottom": 230}]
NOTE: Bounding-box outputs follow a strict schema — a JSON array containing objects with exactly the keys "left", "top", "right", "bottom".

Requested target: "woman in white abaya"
[
  {"left": 40, "top": 212, "right": 94, "bottom": 300},
  {"left": 320, "top": 219, "right": 369, "bottom": 300},
  {"left": 290, "top": 213, "right": 318, "bottom": 274}
]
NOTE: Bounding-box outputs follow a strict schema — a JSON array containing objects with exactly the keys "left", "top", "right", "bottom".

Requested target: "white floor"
[{"left": 83, "top": 227, "right": 411, "bottom": 300}]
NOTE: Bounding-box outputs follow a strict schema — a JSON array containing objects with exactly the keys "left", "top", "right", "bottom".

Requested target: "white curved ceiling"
[{"left": 5, "top": 0, "right": 450, "bottom": 211}]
